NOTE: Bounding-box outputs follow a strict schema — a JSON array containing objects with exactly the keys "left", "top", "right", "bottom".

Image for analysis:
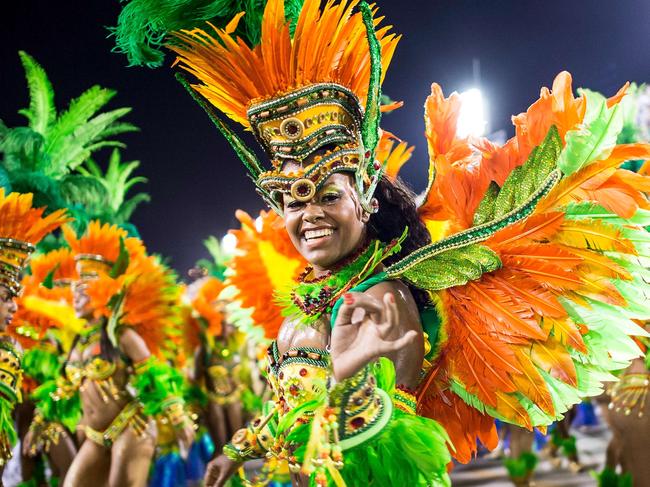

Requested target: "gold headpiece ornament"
[
  {"left": 170, "top": 0, "right": 399, "bottom": 213},
  {"left": 0, "top": 189, "right": 69, "bottom": 297},
  {"left": 63, "top": 221, "right": 145, "bottom": 280}
]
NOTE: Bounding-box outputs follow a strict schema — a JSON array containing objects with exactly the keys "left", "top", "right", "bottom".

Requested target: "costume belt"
[{"left": 84, "top": 401, "right": 148, "bottom": 447}]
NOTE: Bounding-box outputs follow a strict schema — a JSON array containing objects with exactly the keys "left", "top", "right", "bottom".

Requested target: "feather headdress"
[
  {"left": 63, "top": 220, "right": 145, "bottom": 279},
  {"left": 66, "top": 220, "right": 180, "bottom": 357},
  {"left": 114, "top": 0, "right": 399, "bottom": 213},
  {"left": 0, "top": 189, "right": 69, "bottom": 296}
]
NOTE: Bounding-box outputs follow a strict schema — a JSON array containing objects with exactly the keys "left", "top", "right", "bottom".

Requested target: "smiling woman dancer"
[{"left": 113, "top": 0, "right": 650, "bottom": 485}]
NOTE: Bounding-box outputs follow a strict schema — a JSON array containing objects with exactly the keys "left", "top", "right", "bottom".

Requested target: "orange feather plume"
[
  {"left": 64, "top": 221, "right": 146, "bottom": 264},
  {"left": 226, "top": 209, "right": 306, "bottom": 339},
  {"left": 171, "top": 0, "right": 400, "bottom": 127},
  {"left": 9, "top": 248, "right": 79, "bottom": 347},
  {"left": 85, "top": 252, "right": 181, "bottom": 358},
  {"left": 537, "top": 144, "right": 650, "bottom": 216},
  {"left": 375, "top": 132, "right": 413, "bottom": 180},
  {"left": 0, "top": 189, "right": 69, "bottom": 244},
  {"left": 191, "top": 277, "right": 226, "bottom": 337}
]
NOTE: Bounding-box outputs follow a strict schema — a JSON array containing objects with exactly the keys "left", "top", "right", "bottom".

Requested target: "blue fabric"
[
  {"left": 185, "top": 432, "right": 215, "bottom": 481},
  {"left": 149, "top": 452, "right": 187, "bottom": 487},
  {"left": 573, "top": 401, "right": 598, "bottom": 427}
]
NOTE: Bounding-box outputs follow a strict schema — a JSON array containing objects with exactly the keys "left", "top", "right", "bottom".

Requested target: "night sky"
[{"left": 2, "top": 1, "right": 649, "bottom": 274}]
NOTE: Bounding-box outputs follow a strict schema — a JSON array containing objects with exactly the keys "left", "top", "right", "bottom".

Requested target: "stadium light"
[{"left": 457, "top": 88, "right": 487, "bottom": 138}]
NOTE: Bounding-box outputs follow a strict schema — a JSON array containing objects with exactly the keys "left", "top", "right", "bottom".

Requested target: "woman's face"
[
  {"left": 282, "top": 169, "right": 369, "bottom": 272},
  {"left": 0, "top": 285, "right": 17, "bottom": 332},
  {"left": 72, "top": 280, "right": 93, "bottom": 320}
]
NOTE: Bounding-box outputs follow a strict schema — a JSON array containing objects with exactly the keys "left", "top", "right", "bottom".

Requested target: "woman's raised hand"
[{"left": 330, "top": 292, "right": 417, "bottom": 381}]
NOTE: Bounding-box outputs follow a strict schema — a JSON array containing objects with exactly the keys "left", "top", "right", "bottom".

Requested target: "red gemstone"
[
  {"left": 299, "top": 368, "right": 308, "bottom": 377},
  {"left": 350, "top": 417, "right": 365, "bottom": 429},
  {"left": 289, "top": 384, "right": 299, "bottom": 396},
  {"left": 279, "top": 372, "right": 284, "bottom": 380}
]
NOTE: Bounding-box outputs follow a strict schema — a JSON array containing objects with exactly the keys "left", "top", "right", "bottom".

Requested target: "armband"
[
  {"left": 0, "top": 342, "right": 21, "bottom": 465},
  {"left": 224, "top": 402, "right": 278, "bottom": 461}
]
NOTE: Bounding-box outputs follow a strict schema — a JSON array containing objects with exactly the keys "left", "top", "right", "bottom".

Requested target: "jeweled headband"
[{"left": 0, "top": 238, "right": 35, "bottom": 297}]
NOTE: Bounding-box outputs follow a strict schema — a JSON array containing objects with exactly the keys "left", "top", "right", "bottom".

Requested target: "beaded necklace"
[{"left": 277, "top": 233, "right": 405, "bottom": 325}]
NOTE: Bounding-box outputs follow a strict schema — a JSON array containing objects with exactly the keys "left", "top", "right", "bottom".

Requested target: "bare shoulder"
[{"left": 364, "top": 279, "right": 420, "bottom": 320}]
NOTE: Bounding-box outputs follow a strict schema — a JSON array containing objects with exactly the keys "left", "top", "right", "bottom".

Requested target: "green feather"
[
  {"left": 359, "top": 1, "right": 382, "bottom": 164},
  {"left": 78, "top": 149, "right": 150, "bottom": 224},
  {"left": 565, "top": 203, "right": 650, "bottom": 227},
  {"left": 557, "top": 91, "right": 624, "bottom": 176},
  {"left": 110, "top": 237, "right": 131, "bottom": 278},
  {"left": 492, "top": 125, "right": 562, "bottom": 219},
  {"left": 132, "top": 358, "right": 186, "bottom": 416},
  {"left": 388, "top": 244, "right": 501, "bottom": 291},
  {"left": 504, "top": 452, "right": 538, "bottom": 479},
  {"left": 59, "top": 174, "right": 110, "bottom": 211},
  {"left": 595, "top": 467, "right": 633, "bottom": 487},
  {"left": 17, "top": 51, "right": 56, "bottom": 135},
  {"left": 112, "top": 0, "right": 304, "bottom": 68},
  {"left": 472, "top": 181, "right": 499, "bottom": 225},
  {"left": 22, "top": 349, "right": 60, "bottom": 385}
]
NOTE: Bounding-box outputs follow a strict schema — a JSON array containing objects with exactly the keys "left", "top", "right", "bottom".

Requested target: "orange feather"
[
  {"left": 541, "top": 317, "right": 587, "bottom": 353},
  {"left": 487, "top": 212, "right": 565, "bottom": 247},
  {"left": 511, "top": 351, "right": 555, "bottom": 415},
  {"left": 537, "top": 143, "right": 650, "bottom": 213},
  {"left": 530, "top": 336, "right": 578, "bottom": 387},
  {"left": 552, "top": 219, "right": 636, "bottom": 254},
  {"left": 171, "top": 0, "right": 399, "bottom": 128}
]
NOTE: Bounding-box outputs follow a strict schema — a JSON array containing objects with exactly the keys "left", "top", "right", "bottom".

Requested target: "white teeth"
[{"left": 304, "top": 228, "right": 334, "bottom": 240}]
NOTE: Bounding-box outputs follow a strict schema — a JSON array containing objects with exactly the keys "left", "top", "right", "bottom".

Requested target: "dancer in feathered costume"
[
  {"left": 11, "top": 248, "right": 82, "bottom": 486},
  {"left": 0, "top": 189, "right": 68, "bottom": 477},
  {"left": 44, "top": 221, "right": 195, "bottom": 487},
  {"left": 113, "top": 0, "right": 650, "bottom": 485}
]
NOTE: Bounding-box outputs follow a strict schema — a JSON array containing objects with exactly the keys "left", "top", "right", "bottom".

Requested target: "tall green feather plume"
[
  {"left": 359, "top": 1, "right": 382, "bottom": 160},
  {"left": 17, "top": 51, "right": 55, "bottom": 135},
  {"left": 112, "top": 0, "right": 304, "bottom": 68}
]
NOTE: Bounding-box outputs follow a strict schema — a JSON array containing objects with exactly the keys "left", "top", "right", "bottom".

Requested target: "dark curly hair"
[{"left": 367, "top": 176, "right": 432, "bottom": 310}]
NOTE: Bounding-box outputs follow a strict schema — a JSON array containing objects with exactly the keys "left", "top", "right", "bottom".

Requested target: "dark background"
[{"left": 2, "top": 1, "right": 649, "bottom": 273}]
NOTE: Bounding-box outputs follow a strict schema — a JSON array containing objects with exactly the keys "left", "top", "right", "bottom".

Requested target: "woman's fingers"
[{"left": 334, "top": 292, "right": 384, "bottom": 326}]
